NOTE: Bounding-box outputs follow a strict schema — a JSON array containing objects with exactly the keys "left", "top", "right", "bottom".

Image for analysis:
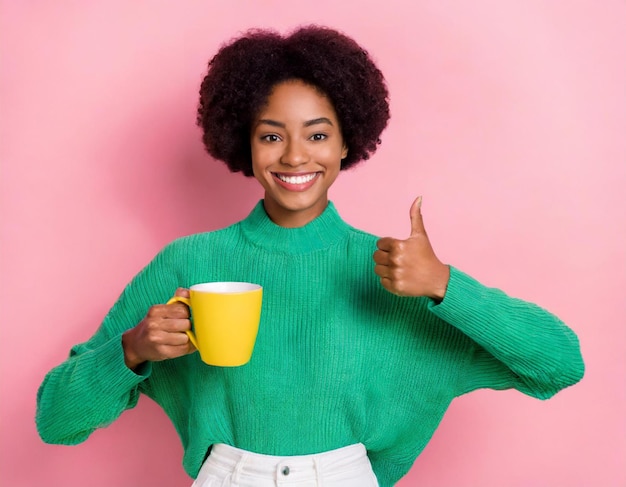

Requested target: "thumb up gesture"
[{"left": 373, "top": 196, "right": 450, "bottom": 300}]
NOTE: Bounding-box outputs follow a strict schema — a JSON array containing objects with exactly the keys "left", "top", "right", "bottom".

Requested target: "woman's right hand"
[{"left": 122, "top": 288, "right": 196, "bottom": 370}]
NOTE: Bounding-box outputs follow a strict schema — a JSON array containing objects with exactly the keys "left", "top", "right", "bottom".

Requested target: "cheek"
[
  {"left": 251, "top": 142, "right": 273, "bottom": 165},
  {"left": 251, "top": 160, "right": 265, "bottom": 184},
  {"left": 250, "top": 146, "right": 264, "bottom": 172},
  {"left": 250, "top": 151, "right": 272, "bottom": 188},
  {"left": 324, "top": 146, "right": 344, "bottom": 171}
]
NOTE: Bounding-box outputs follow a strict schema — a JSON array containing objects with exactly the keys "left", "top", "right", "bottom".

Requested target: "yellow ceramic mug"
[{"left": 167, "top": 282, "right": 263, "bottom": 367}]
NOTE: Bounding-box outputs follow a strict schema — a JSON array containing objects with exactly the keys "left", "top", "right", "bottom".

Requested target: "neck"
[
  {"left": 262, "top": 197, "right": 329, "bottom": 228},
  {"left": 239, "top": 200, "right": 350, "bottom": 254}
]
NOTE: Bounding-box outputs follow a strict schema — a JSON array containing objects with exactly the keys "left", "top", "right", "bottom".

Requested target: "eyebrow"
[{"left": 256, "top": 117, "right": 335, "bottom": 128}]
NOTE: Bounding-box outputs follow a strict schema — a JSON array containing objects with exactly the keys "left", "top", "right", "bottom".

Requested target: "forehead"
[{"left": 256, "top": 80, "right": 339, "bottom": 121}]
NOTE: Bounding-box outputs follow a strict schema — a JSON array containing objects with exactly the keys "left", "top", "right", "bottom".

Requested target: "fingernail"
[{"left": 417, "top": 196, "right": 422, "bottom": 208}]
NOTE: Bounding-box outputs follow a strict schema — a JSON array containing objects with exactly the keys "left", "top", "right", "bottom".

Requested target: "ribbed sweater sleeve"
[
  {"left": 36, "top": 244, "right": 178, "bottom": 444},
  {"left": 430, "top": 267, "right": 585, "bottom": 399},
  {"left": 36, "top": 333, "right": 150, "bottom": 444}
]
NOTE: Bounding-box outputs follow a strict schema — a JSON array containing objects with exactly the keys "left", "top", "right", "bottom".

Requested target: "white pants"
[{"left": 191, "top": 443, "right": 379, "bottom": 487}]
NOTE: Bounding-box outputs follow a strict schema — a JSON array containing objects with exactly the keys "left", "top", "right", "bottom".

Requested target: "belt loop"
[
  {"left": 313, "top": 457, "right": 322, "bottom": 487},
  {"left": 231, "top": 453, "right": 248, "bottom": 486}
]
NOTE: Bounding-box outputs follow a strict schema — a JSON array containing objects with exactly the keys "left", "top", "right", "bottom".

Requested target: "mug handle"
[{"left": 166, "top": 296, "right": 198, "bottom": 349}]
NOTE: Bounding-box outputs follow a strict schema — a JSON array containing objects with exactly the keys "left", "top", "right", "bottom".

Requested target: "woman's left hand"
[{"left": 373, "top": 196, "right": 450, "bottom": 301}]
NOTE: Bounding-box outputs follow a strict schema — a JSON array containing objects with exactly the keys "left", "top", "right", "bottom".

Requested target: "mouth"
[{"left": 272, "top": 172, "right": 320, "bottom": 191}]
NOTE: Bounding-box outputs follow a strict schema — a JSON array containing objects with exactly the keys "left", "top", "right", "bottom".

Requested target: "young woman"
[{"left": 36, "top": 26, "right": 584, "bottom": 487}]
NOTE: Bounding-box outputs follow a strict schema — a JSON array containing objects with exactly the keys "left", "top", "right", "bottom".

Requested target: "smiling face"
[{"left": 250, "top": 80, "right": 348, "bottom": 228}]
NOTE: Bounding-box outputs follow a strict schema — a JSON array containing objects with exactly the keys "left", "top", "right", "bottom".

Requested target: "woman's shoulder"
[
  {"left": 346, "top": 224, "right": 379, "bottom": 240},
  {"left": 160, "top": 220, "right": 245, "bottom": 254},
  {"left": 343, "top": 222, "right": 381, "bottom": 247}
]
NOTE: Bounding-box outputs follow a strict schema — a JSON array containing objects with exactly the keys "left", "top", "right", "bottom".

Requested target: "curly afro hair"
[{"left": 197, "top": 25, "right": 390, "bottom": 176}]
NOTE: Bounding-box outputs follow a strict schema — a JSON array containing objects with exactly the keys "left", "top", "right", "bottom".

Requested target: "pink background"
[{"left": 1, "top": 1, "right": 624, "bottom": 486}]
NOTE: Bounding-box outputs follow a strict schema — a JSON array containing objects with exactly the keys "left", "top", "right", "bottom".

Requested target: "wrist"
[
  {"left": 122, "top": 330, "right": 145, "bottom": 371},
  {"left": 430, "top": 264, "right": 450, "bottom": 302}
]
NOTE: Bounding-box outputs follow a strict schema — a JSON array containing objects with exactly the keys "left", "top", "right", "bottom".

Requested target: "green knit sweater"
[{"left": 36, "top": 201, "right": 584, "bottom": 486}]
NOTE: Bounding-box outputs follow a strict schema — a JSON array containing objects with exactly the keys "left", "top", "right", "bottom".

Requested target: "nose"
[{"left": 280, "top": 139, "right": 309, "bottom": 167}]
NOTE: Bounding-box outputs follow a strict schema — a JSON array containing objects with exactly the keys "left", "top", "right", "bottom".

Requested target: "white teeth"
[{"left": 276, "top": 173, "right": 317, "bottom": 184}]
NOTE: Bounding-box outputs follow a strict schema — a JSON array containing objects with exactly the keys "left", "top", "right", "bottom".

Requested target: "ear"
[{"left": 341, "top": 144, "right": 349, "bottom": 160}]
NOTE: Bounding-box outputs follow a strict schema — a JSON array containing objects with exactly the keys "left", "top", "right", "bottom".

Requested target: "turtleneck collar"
[{"left": 239, "top": 200, "right": 351, "bottom": 254}]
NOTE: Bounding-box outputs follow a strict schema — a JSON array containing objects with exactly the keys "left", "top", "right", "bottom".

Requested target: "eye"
[
  {"left": 310, "top": 133, "right": 327, "bottom": 141},
  {"left": 260, "top": 134, "right": 281, "bottom": 143}
]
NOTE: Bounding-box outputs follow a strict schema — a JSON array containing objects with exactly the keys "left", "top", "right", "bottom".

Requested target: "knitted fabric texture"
[{"left": 36, "top": 201, "right": 584, "bottom": 486}]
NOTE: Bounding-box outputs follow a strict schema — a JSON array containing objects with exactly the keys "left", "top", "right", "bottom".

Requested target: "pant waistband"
[{"left": 206, "top": 443, "right": 369, "bottom": 481}]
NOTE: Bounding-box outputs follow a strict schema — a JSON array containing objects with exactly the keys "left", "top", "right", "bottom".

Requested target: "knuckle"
[
  {"left": 389, "top": 274, "right": 405, "bottom": 290},
  {"left": 152, "top": 346, "right": 168, "bottom": 359},
  {"left": 176, "top": 305, "right": 190, "bottom": 318},
  {"left": 147, "top": 305, "right": 164, "bottom": 318},
  {"left": 145, "top": 318, "right": 162, "bottom": 331},
  {"left": 175, "top": 287, "right": 190, "bottom": 298},
  {"left": 174, "top": 318, "right": 190, "bottom": 332},
  {"left": 389, "top": 254, "right": 403, "bottom": 267},
  {"left": 378, "top": 238, "right": 393, "bottom": 250},
  {"left": 146, "top": 332, "right": 161, "bottom": 347}
]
